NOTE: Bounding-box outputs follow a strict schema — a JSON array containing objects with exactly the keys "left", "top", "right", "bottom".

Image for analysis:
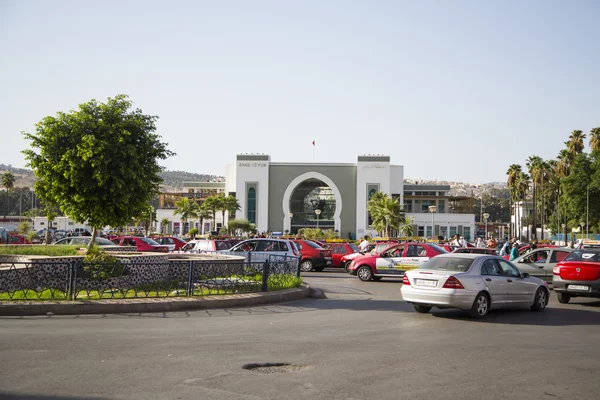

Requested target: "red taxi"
[
  {"left": 348, "top": 242, "right": 448, "bottom": 281},
  {"left": 553, "top": 248, "right": 600, "bottom": 303},
  {"left": 341, "top": 242, "right": 395, "bottom": 272},
  {"left": 293, "top": 240, "right": 333, "bottom": 272}
]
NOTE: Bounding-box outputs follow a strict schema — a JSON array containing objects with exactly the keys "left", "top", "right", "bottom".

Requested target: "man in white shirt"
[
  {"left": 475, "top": 237, "right": 485, "bottom": 248},
  {"left": 359, "top": 236, "right": 370, "bottom": 252}
]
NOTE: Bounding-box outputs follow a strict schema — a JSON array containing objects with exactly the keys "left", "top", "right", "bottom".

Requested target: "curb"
[{"left": 0, "top": 284, "right": 311, "bottom": 316}]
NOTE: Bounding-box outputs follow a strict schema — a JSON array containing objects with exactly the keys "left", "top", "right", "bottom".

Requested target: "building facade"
[{"left": 226, "top": 154, "right": 476, "bottom": 240}]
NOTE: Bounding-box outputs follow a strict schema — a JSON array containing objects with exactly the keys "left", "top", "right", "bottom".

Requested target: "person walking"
[
  {"left": 359, "top": 236, "right": 370, "bottom": 252},
  {"left": 499, "top": 241, "right": 511, "bottom": 256},
  {"left": 510, "top": 242, "right": 519, "bottom": 261}
]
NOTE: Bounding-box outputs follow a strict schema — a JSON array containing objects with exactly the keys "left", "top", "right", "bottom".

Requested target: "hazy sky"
[{"left": 1, "top": 0, "right": 599, "bottom": 183}]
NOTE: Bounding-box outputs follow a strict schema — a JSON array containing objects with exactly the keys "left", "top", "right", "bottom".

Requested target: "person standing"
[
  {"left": 476, "top": 237, "right": 485, "bottom": 248},
  {"left": 359, "top": 236, "right": 370, "bottom": 252}
]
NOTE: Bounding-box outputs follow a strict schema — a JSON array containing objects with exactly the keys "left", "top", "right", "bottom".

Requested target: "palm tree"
[
  {"left": 197, "top": 205, "right": 213, "bottom": 235},
  {"left": 160, "top": 217, "right": 169, "bottom": 234},
  {"left": 516, "top": 172, "right": 531, "bottom": 240},
  {"left": 222, "top": 195, "right": 241, "bottom": 227},
  {"left": 398, "top": 216, "right": 414, "bottom": 237},
  {"left": 1, "top": 172, "right": 16, "bottom": 220},
  {"left": 567, "top": 129, "right": 586, "bottom": 154},
  {"left": 556, "top": 149, "right": 572, "bottom": 177},
  {"left": 526, "top": 156, "right": 543, "bottom": 239},
  {"left": 589, "top": 127, "right": 600, "bottom": 153},
  {"left": 173, "top": 197, "right": 198, "bottom": 235},
  {"left": 368, "top": 192, "right": 404, "bottom": 236},
  {"left": 506, "top": 164, "right": 522, "bottom": 237},
  {"left": 537, "top": 160, "right": 552, "bottom": 240},
  {"left": 202, "top": 195, "right": 224, "bottom": 233}
]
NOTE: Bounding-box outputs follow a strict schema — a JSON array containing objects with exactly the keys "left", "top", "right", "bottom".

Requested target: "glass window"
[
  {"left": 407, "top": 245, "right": 427, "bottom": 257},
  {"left": 481, "top": 260, "right": 500, "bottom": 275},
  {"left": 463, "top": 227, "right": 471, "bottom": 242},
  {"left": 426, "top": 226, "right": 432, "bottom": 237},
  {"left": 550, "top": 250, "right": 569, "bottom": 263},
  {"left": 417, "top": 226, "right": 425, "bottom": 237},
  {"left": 403, "top": 200, "right": 413, "bottom": 212},
  {"left": 332, "top": 245, "right": 345, "bottom": 254},
  {"left": 437, "top": 201, "right": 445, "bottom": 213},
  {"left": 564, "top": 249, "right": 600, "bottom": 262},
  {"left": 349, "top": 243, "right": 360, "bottom": 252},
  {"left": 449, "top": 226, "right": 457, "bottom": 237},
  {"left": 279, "top": 242, "right": 289, "bottom": 251},
  {"left": 247, "top": 187, "right": 256, "bottom": 224},
  {"left": 418, "top": 257, "right": 475, "bottom": 272},
  {"left": 498, "top": 260, "right": 520, "bottom": 277},
  {"left": 421, "top": 200, "right": 435, "bottom": 212}
]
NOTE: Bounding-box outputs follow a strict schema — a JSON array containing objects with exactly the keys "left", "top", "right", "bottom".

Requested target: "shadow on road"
[{"left": 0, "top": 393, "right": 112, "bottom": 400}]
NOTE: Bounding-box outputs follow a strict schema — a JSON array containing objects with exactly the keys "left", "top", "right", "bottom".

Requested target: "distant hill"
[
  {"left": 0, "top": 164, "right": 223, "bottom": 192},
  {"left": 404, "top": 179, "right": 507, "bottom": 197}
]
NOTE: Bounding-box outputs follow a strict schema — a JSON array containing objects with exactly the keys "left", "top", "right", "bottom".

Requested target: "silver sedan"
[{"left": 401, "top": 254, "right": 549, "bottom": 318}]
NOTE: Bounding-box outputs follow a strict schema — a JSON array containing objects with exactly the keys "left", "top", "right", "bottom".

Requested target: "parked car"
[
  {"left": 348, "top": 242, "right": 448, "bottom": 281},
  {"left": 110, "top": 236, "right": 169, "bottom": 252},
  {"left": 553, "top": 248, "right": 600, "bottom": 303},
  {"left": 293, "top": 240, "right": 333, "bottom": 272},
  {"left": 329, "top": 242, "right": 360, "bottom": 268},
  {"left": 54, "top": 237, "right": 116, "bottom": 246},
  {"left": 502, "top": 244, "right": 558, "bottom": 260},
  {"left": 225, "top": 238, "right": 300, "bottom": 261},
  {"left": 340, "top": 242, "right": 395, "bottom": 272},
  {"left": 7, "top": 234, "right": 31, "bottom": 244},
  {"left": 512, "top": 247, "right": 572, "bottom": 283},
  {"left": 401, "top": 254, "right": 549, "bottom": 318},
  {"left": 453, "top": 247, "right": 498, "bottom": 255},
  {"left": 151, "top": 236, "right": 188, "bottom": 251},
  {"left": 178, "top": 238, "right": 241, "bottom": 253}
]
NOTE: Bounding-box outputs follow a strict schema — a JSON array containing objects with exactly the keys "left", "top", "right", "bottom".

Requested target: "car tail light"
[
  {"left": 402, "top": 275, "right": 411, "bottom": 285},
  {"left": 442, "top": 276, "right": 465, "bottom": 289},
  {"left": 553, "top": 266, "right": 560, "bottom": 275}
]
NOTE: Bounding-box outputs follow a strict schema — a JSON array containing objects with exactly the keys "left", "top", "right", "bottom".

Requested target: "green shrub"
[
  {"left": 81, "top": 246, "right": 123, "bottom": 280},
  {"left": 0, "top": 245, "right": 79, "bottom": 256}
]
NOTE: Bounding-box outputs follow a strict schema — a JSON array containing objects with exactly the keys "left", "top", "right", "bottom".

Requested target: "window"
[
  {"left": 498, "top": 260, "right": 520, "bottom": 277},
  {"left": 417, "top": 226, "right": 425, "bottom": 237},
  {"left": 247, "top": 187, "right": 256, "bottom": 224},
  {"left": 421, "top": 200, "right": 435, "bottom": 212},
  {"left": 418, "top": 257, "right": 475, "bottom": 272},
  {"left": 481, "top": 260, "right": 500, "bottom": 276},
  {"left": 437, "top": 201, "right": 445, "bottom": 213},
  {"left": 256, "top": 240, "right": 279, "bottom": 251},
  {"left": 449, "top": 226, "right": 457, "bottom": 237},
  {"left": 550, "top": 250, "right": 569, "bottom": 263},
  {"left": 407, "top": 245, "right": 427, "bottom": 257},
  {"left": 463, "top": 227, "right": 471, "bottom": 242},
  {"left": 279, "top": 242, "right": 289, "bottom": 251},
  {"left": 332, "top": 245, "right": 346, "bottom": 255},
  {"left": 426, "top": 226, "right": 432, "bottom": 237},
  {"left": 403, "top": 200, "right": 413, "bottom": 212}
]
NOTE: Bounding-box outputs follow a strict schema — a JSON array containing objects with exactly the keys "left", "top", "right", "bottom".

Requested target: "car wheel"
[
  {"left": 413, "top": 304, "right": 432, "bottom": 313},
  {"left": 300, "top": 260, "right": 313, "bottom": 272},
  {"left": 557, "top": 292, "right": 571, "bottom": 304},
  {"left": 468, "top": 292, "right": 490, "bottom": 319},
  {"left": 313, "top": 266, "right": 325, "bottom": 272},
  {"left": 531, "top": 288, "right": 548, "bottom": 312},
  {"left": 357, "top": 266, "right": 373, "bottom": 281},
  {"left": 344, "top": 261, "right": 352, "bottom": 273}
]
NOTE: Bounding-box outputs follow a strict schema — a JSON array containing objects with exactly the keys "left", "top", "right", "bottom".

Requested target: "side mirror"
[{"left": 520, "top": 272, "right": 530, "bottom": 279}]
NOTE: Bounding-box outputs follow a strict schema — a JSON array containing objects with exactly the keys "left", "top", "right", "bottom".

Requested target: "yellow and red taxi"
[
  {"left": 340, "top": 242, "right": 395, "bottom": 272},
  {"left": 348, "top": 242, "right": 448, "bottom": 281}
]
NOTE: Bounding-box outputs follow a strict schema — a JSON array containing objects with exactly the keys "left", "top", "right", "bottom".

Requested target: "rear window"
[
  {"left": 427, "top": 244, "right": 449, "bottom": 254},
  {"left": 564, "top": 250, "right": 600, "bottom": 262},
  {"left": 349, "top": 244, "right": 360, "bottom": 252},
  {"left": 304, "top": 240, "right": 323, "bottom": 249},
  {"left": 140, "top": 237, "right": 160, "bottom": 246},
  {"left": 216, "top": 240, "right": 233, "bottom": 250},
  {"left": 418, "top": 257, "right": 475, "bottom": 272}
]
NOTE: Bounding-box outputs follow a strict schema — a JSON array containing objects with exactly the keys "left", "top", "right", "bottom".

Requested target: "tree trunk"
[
  {"left": 533, "top": 183, "right": 537, "bottom": 240},
  {"left": 88, "top": 227, "right": 97, "bottom": 250}
]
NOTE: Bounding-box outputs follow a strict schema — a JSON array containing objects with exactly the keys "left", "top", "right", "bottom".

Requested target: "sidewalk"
[{"left": 0, "top": 285, "right": 311, "bottom": 316}]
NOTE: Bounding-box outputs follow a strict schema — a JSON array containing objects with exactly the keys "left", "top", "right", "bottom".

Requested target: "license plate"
[
  {"left": 568, "top": 285, "right": 589, "bottom": 291},
  {"left": 415, "top": 279, "right": 437, "bottom": 287}
]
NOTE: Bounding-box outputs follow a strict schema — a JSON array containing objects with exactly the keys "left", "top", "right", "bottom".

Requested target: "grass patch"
[
  {"left": 0, "top": 275, "right": 303, "bottom": 301},
  {"left": 0, "top": 245, "right": 80, "bottom": 256}
]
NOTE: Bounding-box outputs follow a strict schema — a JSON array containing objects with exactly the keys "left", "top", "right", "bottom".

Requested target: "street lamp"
[
  {"left": 315, "top": 209, "right": 321, "bottom": 229},
  {"left": 429, "top": 205, "right": 437, "bottom": 239},
  {"left": 561, "top": 223, "right": 566, "bottom": 246},
  {"left": 483, "top": 213, "right": 490, "bottom": 240}
]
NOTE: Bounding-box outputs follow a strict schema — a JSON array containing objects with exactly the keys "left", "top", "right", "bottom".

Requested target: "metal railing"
[{"left": 0, "top": 255, "right": 301, "bottom": 301}]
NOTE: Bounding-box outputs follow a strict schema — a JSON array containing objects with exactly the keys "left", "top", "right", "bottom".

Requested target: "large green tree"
[
  {"left": 203, "top": 195, "right": 224, "bottom": 233},
  {"left": 368, "top": 192, "right": 403, "bottom": 237},
  {"left": 1, "top": 172, "right": 16, "bottom": 219},
  {"left": 173, "top": 197, "right": 198, "bottom": 235},
  {"left": 22, "top": 95, "right": 174, "bottom": 247}
]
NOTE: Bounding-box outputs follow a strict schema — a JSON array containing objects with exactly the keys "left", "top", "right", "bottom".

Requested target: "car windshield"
[
  {"left": 564, "top": 250, "right": 600, "bottom": 262},
  {"left": 95, "top": 238, "right": 115, "bottom": 245},
  {"left": 140, "top": 237, "right": 160, "bottom": 245},
  {"left": 418, "top": 256, "right": 475, "bottom": 272},
  {"left": 348, "top": 243, "right": 359, "bottom": 252}
]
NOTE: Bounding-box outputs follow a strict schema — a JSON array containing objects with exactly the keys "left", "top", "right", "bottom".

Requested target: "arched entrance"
[{"left": 282, "top": 172, "right": 342, "bottom": 233}]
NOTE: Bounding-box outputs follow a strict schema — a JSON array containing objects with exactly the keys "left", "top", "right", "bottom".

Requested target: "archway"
[{"left": 282, "top": 172, "right": 342, "bottom": 233}]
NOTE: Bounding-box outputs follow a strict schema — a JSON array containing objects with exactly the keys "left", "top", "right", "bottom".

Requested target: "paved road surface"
[{"left": 1, "top": 269, "right": 599, "bottom": 400}]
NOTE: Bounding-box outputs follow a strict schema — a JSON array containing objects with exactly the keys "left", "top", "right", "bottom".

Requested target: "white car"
[
  {"left": 401, "top": 254, "right": 549, "bottom": 319},
  {"left": 223, "top": 238, "right": 300, "bottom": 261}
]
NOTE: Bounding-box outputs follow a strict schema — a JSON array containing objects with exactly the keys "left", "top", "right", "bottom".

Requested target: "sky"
[{"left": 1, "top": 0, "right": 599, "bottom": 184}]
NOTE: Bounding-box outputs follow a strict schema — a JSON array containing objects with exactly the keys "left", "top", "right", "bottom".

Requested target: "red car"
[
  {"left": 340, "top": 242, "right": 396, "bottom": 272},
  {"left": 328, "top": 242, "right": 360, "bottom": 269},
  {"left": 151, "top": 236, "right": 187, "bottom": 251},
  {"left": 553, "top": 248, "right": 600, "bottom": 303},
  {"left": 293, "top": 240, "right": 333, "bottom": 272},
  {"left": 8, "top": 234, "right": 30, "bottom": 244},
  {"left": 111, "top": 236, "right": 169, "bottom": 253},
  {"left": 348, "top": 242, "right": 448, "bottom": 281}
]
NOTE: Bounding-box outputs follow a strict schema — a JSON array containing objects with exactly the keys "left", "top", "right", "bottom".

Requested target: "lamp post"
[
  {"left": 315, "top": 209, "right": 321, "bottom": 229},
  {"left": 483, "top": 213, "right": 490, "bottom": 240},
  {"left": 580, "top": 221, "right": 585, "bottom": 240},
  {"left": 561, "top": 223, "right": 566, "bottom": 246},
  {"left": 288, "top": 212, "right": 293, "bottom": 234},
  {"left": 429, "top": 205, "right": 437, "bottom": 239}
]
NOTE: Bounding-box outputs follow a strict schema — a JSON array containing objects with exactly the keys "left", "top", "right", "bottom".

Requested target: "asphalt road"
[{"left": 1, "top": 268, "right": 599, "bottom": 400}]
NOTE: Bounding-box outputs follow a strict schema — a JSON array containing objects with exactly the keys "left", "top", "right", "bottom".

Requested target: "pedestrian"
[
  {"left": 476, "top": 237, "right": 485, "bottom": 248},
  {"left": 499, "top": 241, "right": 511, "bottom": 256},
  {"left": 459, "top": 236, "right": 466, "bottom": 247},
  {"left": 568, "top": 240, "right": 575, "bottom": 249},
  {"left": 530, "top": 238, "right": 538, "bottom": 251},
  {"left": 359, "top": 235, "right": 370, "bottom": 252},
  {"left": 510, "top": 242, "right": 519, "bottom": 261}
]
